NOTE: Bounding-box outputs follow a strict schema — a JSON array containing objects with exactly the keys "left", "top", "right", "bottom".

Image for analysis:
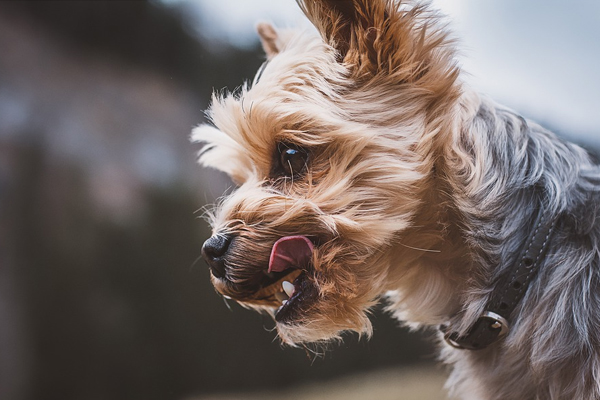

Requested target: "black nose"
[{"left": 201, "top": 234, "right": 232, "bottom": 279}]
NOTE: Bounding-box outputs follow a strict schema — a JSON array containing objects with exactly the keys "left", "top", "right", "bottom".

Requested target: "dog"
[{"left": 192, "top": 1, "right": 600, "bottom": 399}]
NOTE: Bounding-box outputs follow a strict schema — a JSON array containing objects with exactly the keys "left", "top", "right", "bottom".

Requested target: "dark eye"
[{"left": 278, "top": 144, "right": 308, "bottom": 177}]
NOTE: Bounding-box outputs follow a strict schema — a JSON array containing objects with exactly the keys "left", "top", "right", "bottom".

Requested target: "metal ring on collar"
[{"left": 481, "top": 311, "right": 510, "bottom": 337}]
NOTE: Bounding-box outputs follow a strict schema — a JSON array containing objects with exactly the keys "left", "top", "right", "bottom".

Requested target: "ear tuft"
[
  {"left": 257, "top": 22, "right": 280, "bottom": 58},
  {"left": 297, "top": 0, "right": 354, "bottom": 60},
  {"left": 297, "top": 0, "right": 458, "bottom": 84}
]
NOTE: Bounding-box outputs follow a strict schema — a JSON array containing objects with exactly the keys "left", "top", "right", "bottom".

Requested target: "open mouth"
[{"left": 249, "top": 235, "right": 318, "bottom": 323}]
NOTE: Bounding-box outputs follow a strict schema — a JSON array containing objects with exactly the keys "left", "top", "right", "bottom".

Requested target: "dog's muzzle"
[
  {"left": 200, "top": 231, "right": 318, "bottom": 321},
  {"left": 201, "top": 233, "right": 232, "bottom": 279}
]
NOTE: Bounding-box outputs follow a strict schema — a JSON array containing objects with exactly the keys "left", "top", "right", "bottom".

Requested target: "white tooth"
[{"left": 282, "top": 281, "right": 295, "bottom": 298}]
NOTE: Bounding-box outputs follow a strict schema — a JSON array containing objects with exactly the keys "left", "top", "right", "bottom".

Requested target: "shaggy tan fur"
[{"left": 197, "top": 0, "right": 465, "bottom": 342}]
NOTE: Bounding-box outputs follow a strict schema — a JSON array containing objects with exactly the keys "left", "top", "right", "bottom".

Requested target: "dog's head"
[{"left": 193, "top": 0, "right": 461, "bottom": 344}]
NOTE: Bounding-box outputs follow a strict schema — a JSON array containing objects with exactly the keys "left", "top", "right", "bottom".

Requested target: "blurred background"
[{"left": 0, "top": 1, "right": 598, "bottom": 400}]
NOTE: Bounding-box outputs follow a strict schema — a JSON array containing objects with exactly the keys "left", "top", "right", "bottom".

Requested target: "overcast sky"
[{"left": 161, "top": 0, "right": 600, "bottom": 143}]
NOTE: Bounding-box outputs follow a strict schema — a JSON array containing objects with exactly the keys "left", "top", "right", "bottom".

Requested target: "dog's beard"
[{"left": 207, "top": 188, "right": 394, "bottom": 345}]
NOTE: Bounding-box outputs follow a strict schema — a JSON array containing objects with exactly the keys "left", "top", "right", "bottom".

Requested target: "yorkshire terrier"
[{"left": 192, "top": 1, "right": 600, "bottom": 399}]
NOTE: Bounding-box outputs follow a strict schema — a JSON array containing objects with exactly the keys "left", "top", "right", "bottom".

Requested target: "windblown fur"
[{"left": 193, "top": 1, "right": 600, "bottom": 399}]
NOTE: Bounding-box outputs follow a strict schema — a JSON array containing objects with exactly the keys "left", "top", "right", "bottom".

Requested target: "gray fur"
[{"left": 444, "top": 96, "right": 600, "bottom": 400}]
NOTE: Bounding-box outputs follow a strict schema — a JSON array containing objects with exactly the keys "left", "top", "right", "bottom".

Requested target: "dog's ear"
[
  {"left": 298, "top": 0, "right": 454, "bottom": 82},
  {"left": 257, "top": 23, "right": 281, "bottom": 59},
  {"left": 296, "top": 0, "right": 358, "bottom": 60}
]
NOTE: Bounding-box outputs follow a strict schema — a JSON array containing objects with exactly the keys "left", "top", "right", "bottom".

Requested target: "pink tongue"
[{"left": 268, "top": 236, "right": 314, "bottom": 273}]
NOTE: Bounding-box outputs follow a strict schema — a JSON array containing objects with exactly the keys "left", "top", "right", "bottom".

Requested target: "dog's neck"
[
  {"left": 384, "top": 170, "right": 473, "bottom": 326},
  {"left": 385, "top": 91, "right": 561, "bottom": 333},
  {"left": 398, "top": 91, "right": 564, "bottom": 343}
]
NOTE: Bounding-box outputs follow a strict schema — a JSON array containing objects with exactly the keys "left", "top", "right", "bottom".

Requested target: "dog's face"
[{"left": 194, "top": 0, "right": 460, "bottom": 344}]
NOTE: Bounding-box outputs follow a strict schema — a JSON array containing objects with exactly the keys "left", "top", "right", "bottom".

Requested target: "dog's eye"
[{"left": 278, "top": 144, "right": 308, "bottom": 177}]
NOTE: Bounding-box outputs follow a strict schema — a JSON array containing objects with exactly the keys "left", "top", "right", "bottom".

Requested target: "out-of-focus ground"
[{"left": 195, "top": 365, "right": 453, "bottom": 400}]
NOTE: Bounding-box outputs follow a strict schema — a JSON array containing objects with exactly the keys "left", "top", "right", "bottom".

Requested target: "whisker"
[{"left": 398, "top": 242, "right": 441, "bottom": 253}]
